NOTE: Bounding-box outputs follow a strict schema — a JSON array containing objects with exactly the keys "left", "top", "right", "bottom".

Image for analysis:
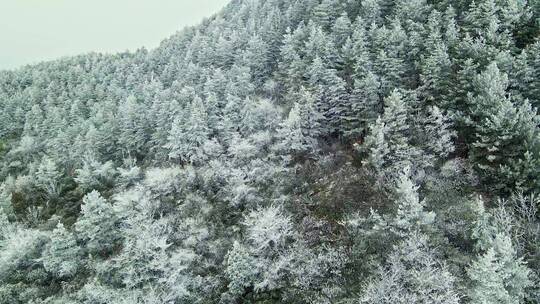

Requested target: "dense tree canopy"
[{"left": 0, "top": 0, "right": 539, "bottom": 303}]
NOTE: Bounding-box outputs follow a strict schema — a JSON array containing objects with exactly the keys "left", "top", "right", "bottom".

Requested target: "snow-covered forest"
[{"left": 0, "top": 0, "right": 539, "bottom": 303}]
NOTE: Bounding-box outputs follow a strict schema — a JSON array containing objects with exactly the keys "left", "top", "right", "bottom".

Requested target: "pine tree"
[
  {"left": 241, "top": 205, "right": 294, "bottom": 289},
  {"left": 75, "top": 191, "right": 119, "bottom": 256},
  {"left": 23, "top": 104, "right": 45, "bottom": 138},
  {"left": 361, "top": 233, "right": 460, "bottom": 304},
  {"left": 110, "top": 190, "right": 172, "bottom": 291},
  {"left": 305, "top": 24, "right": 336, "bottom": 64},
  {"left": 0, "top": 184, "right": 13, "bottom": 220},
  {"left": 225, "top": 241, "right": 256, "bottom": 296},
  {"left": 472, "top": 97, "right": 540, "bottom": 193},
  {"left": 278, "top": 25, "right": 307, "bottom": 94},
  {"left": 351, "top": 18, "right": 372, "bottom": 78},
  {"left": 165, "top": 116, "right": 185, "bottom": 161},
  {"left": 227, "top": 65, "right": 255, "bottom": 99},
  {"left": 35, "top": 156, "right": 63, "bottom": 199},
  {"left": 42, "top": 223, "right": 81, "bottom": 279},
  {"left": 307, "top": 56, "right": 348, "bottom": 134},
  {"left": 372, "top": 21, "right": 409, "bottom": 94},
  {"left": 75, "top": 156, "right": 116, "bottom": 191},
  {"left": 332, "top": 13, "right": 352, "bottom": 48},
  {"left": 443, "top": 6, "right": 460, "bottom": 50},
  {"left": 239, "top": 98, "right": 281, "bottom": 136},
  {"left": 361, "top": 90, "right": 416, "bottom": 175},
  {"left": 451, "top": 58, "right": 478, "bottom": 113},
  {"left": 219, "top": 94, "right": 243, "bottom": 141},
  {"left": 296, "top": 87, "right": 325, "bottom": 142},
  {"left": 469, "top": 63, "right": 540, "bottom": 193},
  {"left": 0, "top": 225, "right": 47, "bottom": 284},
  {"left": 514, "top": 41, "right": 540, "bottom": 109},
  {"left": 274, "top": 102, "right": 319, "bottom": 160},
  {"left": 468, "top": 234, "right": 532, "bottom": 304},
  {"left": 166, "top": 97, "right": 210, "bottom": 164},
  {"left": 359, "top": 117, "right": 389, "bottom": 174},
  {"left": 362, "top": 0, "right": 384, "bottom": 25},
  {"left": 467, "top": 62, "right": 509, "bottom": 124},
  {"left": 204, "top": 93, "right": 221, "bottom": 133},
  {"left": 393, "top": 166, "right": 436, "bottom": 235},
  {"left": 420, "top": 42, "right": 452, "bottom": 104},
  {"left": 339, "top": 37, "right": 356, "bottom": 84},
  {"left": 312, "top": 0, "right": 339, "bottom": 30},
  {"left": 346, "top": 71, "right": 381, "bottom": 139},
  {"left": 117, "top": 96, "right": 148, "bottom": 157},
  {"left": 241, "top": 35, "right": 270, "bottom": 86},
  {"left": 422, "top": 106, "right": 456, "bottom": 161},
  {"left": 393, "top": 0, "right": 430, "bottom": 24},
  {"left": 148, "top": 96, "right": 181, "bottom": 162}
]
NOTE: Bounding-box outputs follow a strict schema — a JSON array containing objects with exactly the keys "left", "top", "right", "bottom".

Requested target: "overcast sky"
[{"left": 0, "top": 0, "right": 229, "bottom": 70}]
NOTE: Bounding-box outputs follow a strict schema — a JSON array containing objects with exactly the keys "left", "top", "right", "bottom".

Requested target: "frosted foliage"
[
  {"left": 35, "top": 156, "right": 62, "bottom": 198},
  {"left": 143, "top": 166, "right": 183, "bottom": 196},
  {"left": 0, "top": 0, "right": 539, "bottom": 302},
  {"left": 394, "top": 167, "right": 435, "bottom": 233},
  {"left": 244, "top": 206, "right": 293, "bottom": 251},
  {"left": 42, "top": 223, "right": 81, "bottom": 278},
  {"left": 0, "top": 227, "right": 47, "bottom": 281},
  {"left": 226, "top": 241, "right": 256, "bottom": 296},
  {"left": 361, "top": 234, "right": 459, "bottom": 304},
  {"left": 75, "top": 190, "right": 118, "bottom": 254},
  {"left": 75, "top": 157, "right": 116, "bottom": 191}
]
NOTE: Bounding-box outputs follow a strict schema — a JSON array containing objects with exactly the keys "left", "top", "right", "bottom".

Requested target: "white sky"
[{"left": 0, "top": 0, "right": 229, "bottom": 70}]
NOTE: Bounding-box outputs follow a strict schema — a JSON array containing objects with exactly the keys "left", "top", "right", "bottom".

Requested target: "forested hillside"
[{"left": 0, "top": 0, "right": 539, "bottom": 303}]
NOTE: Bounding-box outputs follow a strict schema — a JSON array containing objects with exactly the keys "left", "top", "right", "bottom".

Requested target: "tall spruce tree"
[{"left": 469, "top": 63, "right": 540, "bottom": 193}]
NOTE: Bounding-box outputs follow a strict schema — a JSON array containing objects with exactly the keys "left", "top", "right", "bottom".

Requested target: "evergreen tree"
[
  {"left": 393, "top": 0, "right": 430, "bottom": 24},
  {"left": 23, "top": 104, "right": 45, "bottom": 138},
  {"left": 225, "top": 241, "right": 256, "bottom": 297},
  {"left": 514, "top": 41, "right": 540, "bottom": 109},
  {"left": 219, "top": 94, "right": 243, "bottom": 140},
  {"left": 421, "top": 106, "right": 456, "bottom": 162},
  {"left": 75, "top": 156, "right": 116, "bottom": 191},
  {"left": 307, "top": 56, "right": 348, "bottom": 134},
  {"left": 305, "top": 24, "right": 336, "bottom": 64},
  {"left": 239, "top": 98, "right": 281, "bottom": 136},
  {"left": 241, "top": 35, "right": 270, "bottom": 86},
  {"left": 165, "top": 97, "right": 210, "bottom": 164},
  {"left": 420, "top": 42, "right": 452, "bottom": 104},
  {"left": 0, "top": 225, "right": 48, "bottom": 297},
  {"left": 351, "top": 18, "right": 372, "bottom": 78},
  {"left": 447, "top": 58, "right": 478, "bottom": 117},
  {"left": 360, "top": 90, "right": 417, "bottom": 175},
  {"left": 443, "top": 6, "right": 460, "bottom": 50},
  {"left": 332, "top": 13, "right": 352, "bottom": 48},
  {"left": 360, "top": 0, "right": 383, "bottom": 25},
  {"left": 312, "top": 0, "right": 340, "bottom": 30},
  {"left": 361, "top": 233, "right": 460, "bottom": 304},
  {"left": 469, "top": 63, "right": 540, "bottom": 193},
  {"left": 468, "top": 234, "right": 532, "bottom": 304},
  {"left": 279, "top": 27, "right": 307, "bottom": 101},
  {"left": 116, "top": 96, "right": 148, "bottom": 157},
  {"left": 42, "top": 223, "right": 81, "bottom": 279},
  {"left": 393, "top": 166, "right": 436, "bottom": 235},
  {"left": 274, "top": 102, "right": 319, "bottom": 160},
  {"left": 372, "top": 21, "right": 409, "bottom": 94},
  {"left": 35, "top": 156, "right": 63, "bottom": 199},
  {"left": 148, "top": 97, "right": 180, "bottom": 162},
  {"left": 0, "top": 184, "right": 13, "bottom": 220},
  {"left": 75, "top": 191, "right": 119, "bottom": 256},
  {"left": 346, "top": 71, "right": 381, "bottom": 139}
]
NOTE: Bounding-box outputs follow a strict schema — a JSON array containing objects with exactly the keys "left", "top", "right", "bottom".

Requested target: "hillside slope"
[{"left": 0, "top": 0, "right": 539, "bottom": 303}]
